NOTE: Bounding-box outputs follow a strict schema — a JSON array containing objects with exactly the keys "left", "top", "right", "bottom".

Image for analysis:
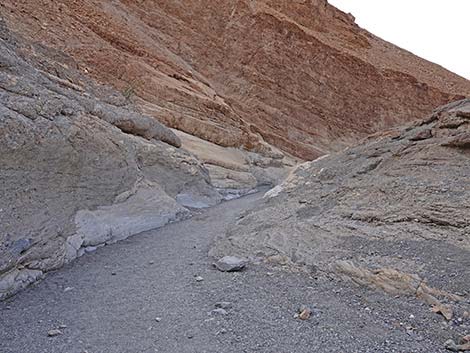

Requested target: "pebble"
[
  {"left": 58, "top": 324, "right": 67, "bottom": 329},
  {"left": 405, "top": 326, "right": 415, "bottom": 336},
  {"left": 149, "top": 261, "right": 155, "bottom": 265},
  {"left": 63, "top": 287, "right": 74, "bottom": 293},
  {"left": 298, "top": 305, "right": 312, "bottom": 321},
  {"left": 211, "top": 308, "right": 228, "bottom": 316},
  {"left": 155, "top": 317, "right": 162, "bottom": 322},
  {"left": 47, "top": 329, "right": 62, "bottom": 337},
  {"left": 195, "top": 276, "right": 204, "bottom": 282}
]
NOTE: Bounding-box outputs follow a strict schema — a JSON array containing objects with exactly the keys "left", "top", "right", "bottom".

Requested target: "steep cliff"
[{"left": 2, "top": 0, "right": 469, "bottom": 159}]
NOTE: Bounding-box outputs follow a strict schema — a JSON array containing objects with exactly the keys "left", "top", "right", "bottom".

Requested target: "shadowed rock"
[
  {"left": 212, "top": 99, "right": 470, "bottom": 316},
  {"left": 0, "top": 20, "right": 221, "bottom": 300}
]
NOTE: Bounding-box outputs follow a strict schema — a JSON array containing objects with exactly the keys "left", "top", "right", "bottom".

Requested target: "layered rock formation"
[
  {"left": 212, "top": 100, "right": 470, "bottom": 316},
  {"left": 2, "top": 0, "right": 470, "bottom": 160},
  {"left": 174, "top": 129, "right": 296, "bottom": 199},
  {"left": 0, "top": 20, "right": 226, "bottom": 299},
  {"left": 1, "top": 0, "right": 470, "bottom": 303}
]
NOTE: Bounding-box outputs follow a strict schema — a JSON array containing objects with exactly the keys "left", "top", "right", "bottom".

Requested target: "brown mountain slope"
[{"left": 2, "top": 0, "right": 469, "bottom": 159}]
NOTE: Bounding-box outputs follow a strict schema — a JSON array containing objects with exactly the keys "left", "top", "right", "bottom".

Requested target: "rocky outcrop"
[
  {"left": 173, "top": 129, "right": 297, "bottom": 199},
  {"left": 0, "top": 21, "right": 223, "bottom": 299},
  {"left": 212, "top": 100, "right": 470, "bottom": 313},
  {"left": 2, "top": 1, "right": 470, "bottom": 159}
]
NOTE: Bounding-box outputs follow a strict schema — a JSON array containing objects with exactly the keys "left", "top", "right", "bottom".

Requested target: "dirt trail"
[{"left": 0, "top": 192, "right": 460, "bottom": 353}]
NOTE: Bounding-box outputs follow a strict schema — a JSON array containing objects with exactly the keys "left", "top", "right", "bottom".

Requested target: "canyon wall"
[
  {"left": 2, "top": 0, "right": 469, "bottom": 160},
  {"left": 212, "top": 100, "right": 470, "bottom": 314}
]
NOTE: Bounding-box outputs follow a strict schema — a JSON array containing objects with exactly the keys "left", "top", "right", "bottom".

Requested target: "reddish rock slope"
[{"left": 2, "top": 0, "right": 470, "bottom": 159}]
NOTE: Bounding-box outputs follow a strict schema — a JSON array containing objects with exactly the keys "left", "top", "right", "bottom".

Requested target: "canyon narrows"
[{"left": 0, "top": 1, "right": 469, "bottom": 352}]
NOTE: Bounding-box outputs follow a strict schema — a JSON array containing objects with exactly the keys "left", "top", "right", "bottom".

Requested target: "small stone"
[
  {"left": 213, "top": 256, "right": 248, "bottom": 272},
  {"left": 155, "top": 317, "right": 162, "bottom": 322},
  {"left": 149, "top": 261, "right": 155, "bottom": 265},
  {"left": 432, "top": 304, "right": 453, "bottom": 321},
  {"left": 298, "top": 306, "right": 312, "bottom": 321},
  {"left": 462, "top": 336, "right": 470, "bottom": 344},
  {"left": 47, "top": 329, "right": 62, "bottom": 337},
  {"left": 84, "top": 246, "right": 98, "bottom": 254},
  {"left": 58, "top": 324, "right": 67, "bottom": 329},
  {"left": 211, "top": 308, "right": 228, "bottom": 316},
  {"left": 409, "top": 314, "right": 415, "bottom": 319},
  {"left": 63, "top": 287, "right": 74, "bottom": 293},
  {"left": 111, "top": 272, "right": 117, "bottom": 276},
  {"left": 215, "top": 302, "right": 232, "bottom": 310},
  {"left": 195, "top": 276, "right": 204, "bottom": 282},
  {"left": 444, "top": 338, "right": 470, "bottom": 352}
]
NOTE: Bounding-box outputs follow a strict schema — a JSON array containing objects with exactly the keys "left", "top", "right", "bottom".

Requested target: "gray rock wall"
[
  {"left": 212, "top": 100, "right": 470, "bottom": 303},
  {"left": 0, "top": 20, "right": 221, "bottom": 299}
]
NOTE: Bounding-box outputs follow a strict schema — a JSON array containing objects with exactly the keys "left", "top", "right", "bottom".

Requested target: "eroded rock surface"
[
  {"left": 174, "top": 129, "right": 296, "bottom": 199},
  {"left": 2, "top": 1, "right": 470, "bottom": 159},
  {"left": 0, "top": 20, "right": 221, "bottom": 299},
  {"left": 212, "top": 100, "right": 470, "bottom": 314}
]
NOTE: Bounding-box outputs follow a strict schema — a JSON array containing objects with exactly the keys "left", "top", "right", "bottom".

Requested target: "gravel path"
[{"left": 0, "top": 192, "right": 457, "bottom": 353}]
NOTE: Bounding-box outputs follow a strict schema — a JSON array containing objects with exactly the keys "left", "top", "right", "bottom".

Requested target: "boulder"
[{"left": 213, "top": 256, "right": 248, "bottom": 272}]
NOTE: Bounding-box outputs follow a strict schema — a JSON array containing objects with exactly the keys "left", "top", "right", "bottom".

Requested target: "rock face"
[
  {"left": 212, "top": 100, "right": 470, "bottom": 309},
  {"left": 173, "top": 129, "right": 296, "bottom": 200},
  {"left": 0, "top": 20, "right": 223, "bottom": 299},
  {"left": 2, "top": 0, "right": 470, "bottom": 159}
]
